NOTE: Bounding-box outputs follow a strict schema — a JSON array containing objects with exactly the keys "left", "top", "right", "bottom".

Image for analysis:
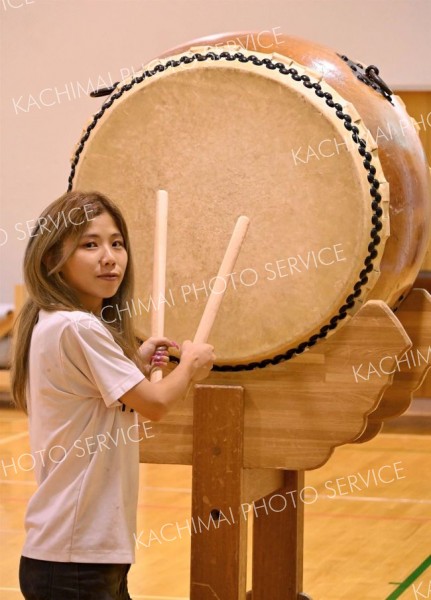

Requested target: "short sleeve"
[{"left": 59, "top": 315, "right": 145, "bottom": 408}]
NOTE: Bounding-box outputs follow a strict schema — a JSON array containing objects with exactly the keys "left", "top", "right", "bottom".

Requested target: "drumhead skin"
[{"left": 70, "top": 34, "right": 430, "bottom": 367}]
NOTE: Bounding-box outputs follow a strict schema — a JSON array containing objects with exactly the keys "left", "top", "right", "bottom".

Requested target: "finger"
[
  {"left": 167, "top": 339, "right": 180, "bottom": 349},
  {"left": 151, "top": 354, "right": 170, "bottom": 364},
  {"left": 158, "top": 337, "right": 179, "bottom": 349},
  {"left": 152, "top": 346, "right": 168, "bottom": 361},
  {"left": 152, "top": 350, "right": 169, "bottom": 360},
  {"left": 155, "top": 344, "right": 168, "bottom": 352},
  {"left": 153, "top": 354, "right": 168, "bottom": 363}
]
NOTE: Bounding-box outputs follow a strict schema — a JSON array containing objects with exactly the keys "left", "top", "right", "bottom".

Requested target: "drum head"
[{"left": 72, "top": 46, "right": 389, "bottom": 365}]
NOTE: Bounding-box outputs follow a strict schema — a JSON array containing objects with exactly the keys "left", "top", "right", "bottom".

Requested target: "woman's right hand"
[{"left": 180, "top": 340, "right": 216, "bottom": 382}]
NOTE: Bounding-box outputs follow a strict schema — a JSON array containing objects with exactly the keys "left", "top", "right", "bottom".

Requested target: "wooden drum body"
[{"left": 70, "top": 32, "right": 431, "bottom": 369}]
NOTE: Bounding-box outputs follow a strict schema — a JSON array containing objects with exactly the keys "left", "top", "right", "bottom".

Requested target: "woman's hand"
[
  {"left": 180, "top": 340, "right": 216, "bottom": 382},
  {"left": 138, "top": 337, "right": 179, "bottom": 377}
]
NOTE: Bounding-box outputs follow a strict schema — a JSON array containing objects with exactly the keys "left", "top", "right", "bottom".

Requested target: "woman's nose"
[{"left": 100, "top": 246, "right": 115, "bottom": 263}]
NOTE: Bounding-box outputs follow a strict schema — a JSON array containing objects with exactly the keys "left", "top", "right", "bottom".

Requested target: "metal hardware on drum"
[
  {"left": 89, "top": 83, "right": 119, "bottom": 97},
  {"left": 337, "top": 53, "right": 393, "bottom": 102}
]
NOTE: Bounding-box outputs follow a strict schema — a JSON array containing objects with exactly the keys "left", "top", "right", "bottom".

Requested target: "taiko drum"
[{"left": 69, "top": 32, "right": 431, "bottom": 368}]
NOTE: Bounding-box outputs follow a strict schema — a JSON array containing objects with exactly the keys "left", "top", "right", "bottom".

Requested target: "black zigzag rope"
[{"left": 67, "top": 51, "right": 383, "bottom": 372}]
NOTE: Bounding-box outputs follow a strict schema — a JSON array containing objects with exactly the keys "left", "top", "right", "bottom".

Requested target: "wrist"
[{"left": 178, "top": 355, "right": 196, "bottom": 380}]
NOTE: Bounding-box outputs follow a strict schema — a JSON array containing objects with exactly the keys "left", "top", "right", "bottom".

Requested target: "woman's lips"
[{"left": 97, "top": 274, "right": 119, "bottom": 280}]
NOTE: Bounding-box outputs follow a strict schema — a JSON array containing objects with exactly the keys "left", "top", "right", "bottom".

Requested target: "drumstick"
[
  {"left": 193, "top": 215, "right": 250, "bottom": 344},
  {"left": 150, "top": 190, "right": 169, "bottom": 382}
]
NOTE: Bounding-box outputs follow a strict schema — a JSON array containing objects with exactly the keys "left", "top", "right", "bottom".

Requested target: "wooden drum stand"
[{"left": 141, "top": 289, "right": 431, "bottom": 600}]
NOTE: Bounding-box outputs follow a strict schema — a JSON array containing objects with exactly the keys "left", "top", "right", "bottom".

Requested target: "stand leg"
[
  {"left": 251, "top": 471, "right": 307, "bottom": 600},
  {"left": 190, "top": 385, "right": 247, "bottom": 600}
]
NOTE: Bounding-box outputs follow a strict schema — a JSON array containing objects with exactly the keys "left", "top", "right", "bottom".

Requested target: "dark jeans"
[{"left": 19, "top": 556, "right": 133, "bottom": 600}]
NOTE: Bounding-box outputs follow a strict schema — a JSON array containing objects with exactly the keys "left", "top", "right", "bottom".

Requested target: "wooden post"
[
  {"left": 190, "top": 384, "right": 247, "bottom": 600},
  {"left": 190, "top": 385, "right": 312, "bottom": 600},
  {"left": 252, "top": 470, "right": 306, "bottom": 599}
]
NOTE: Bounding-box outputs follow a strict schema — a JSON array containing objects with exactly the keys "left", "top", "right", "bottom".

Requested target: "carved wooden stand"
[{"left": 140, "top": 290, "right": 431, "bottom": 599}]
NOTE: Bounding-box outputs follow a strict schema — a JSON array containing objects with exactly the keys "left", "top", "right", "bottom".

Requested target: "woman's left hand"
[{"left": 138, "top": 337, "right": 179, "bottom": 376}]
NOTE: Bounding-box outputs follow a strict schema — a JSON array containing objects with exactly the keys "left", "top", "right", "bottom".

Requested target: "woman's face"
[{"left": 60, "top": 211, "right": 128, "bottom": 314}]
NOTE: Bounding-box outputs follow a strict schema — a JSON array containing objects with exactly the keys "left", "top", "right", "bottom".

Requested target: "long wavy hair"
[{"left": 11, "top": 190, "right": 144, "bottom": 413}]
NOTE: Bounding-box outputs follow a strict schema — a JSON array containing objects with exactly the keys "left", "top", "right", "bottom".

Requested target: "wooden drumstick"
[
  {"left": 150, "top": 190, "right": 169, "bottom": 382},
  {"left": 193, "top": 215, "right": 250, "bottom": 344}
]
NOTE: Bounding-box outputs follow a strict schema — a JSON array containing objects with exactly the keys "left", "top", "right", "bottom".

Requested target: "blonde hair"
[{"left": 11, "top": 190, "right": 144, "bottom": 413}]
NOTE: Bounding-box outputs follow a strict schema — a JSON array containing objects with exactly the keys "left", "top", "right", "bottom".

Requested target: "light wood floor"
[{"left": 0, "top": 405, "right": 430, "bottom": 600}]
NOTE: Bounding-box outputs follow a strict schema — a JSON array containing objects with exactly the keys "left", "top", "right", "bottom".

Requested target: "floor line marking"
[
  {"left": 2, "top": 496, "right": 431, "bottom": 523},
  {"left": 140, "top": 486, "right": 192, "bottom": 494},
  {"left": 305, "top": 512, "right": 430, "bottom": 523},
  {"left": 1, "top": 482, "right": 429, "bottom": 507},
  {"left": 0, "top": 480, "right": 36, "bottom": 485},
  {"left": 0, "top": 431, "right": 28, "bottom": 445},
  {"left": 308, "top": 494, "right": 431, "bottom": 504},
  {"left": 385, "top": 554, "right": 431, "bottom": 599},
  {"left": 381, "top": 433, "right": 431, "bottom": 439}
]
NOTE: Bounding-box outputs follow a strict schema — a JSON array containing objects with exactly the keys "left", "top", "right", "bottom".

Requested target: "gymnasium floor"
[{"left": 0, "top": 405, "right": 429, "bottom": 600}]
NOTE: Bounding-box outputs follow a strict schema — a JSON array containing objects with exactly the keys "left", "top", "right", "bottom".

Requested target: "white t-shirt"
[{"left": 22, "top": 308, "right": 146, "bottom": 563}]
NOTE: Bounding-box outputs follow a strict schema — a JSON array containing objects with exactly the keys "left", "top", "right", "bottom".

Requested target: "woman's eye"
[{"left": 81, "top": 240, "right": 124, "bottom": 248}]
